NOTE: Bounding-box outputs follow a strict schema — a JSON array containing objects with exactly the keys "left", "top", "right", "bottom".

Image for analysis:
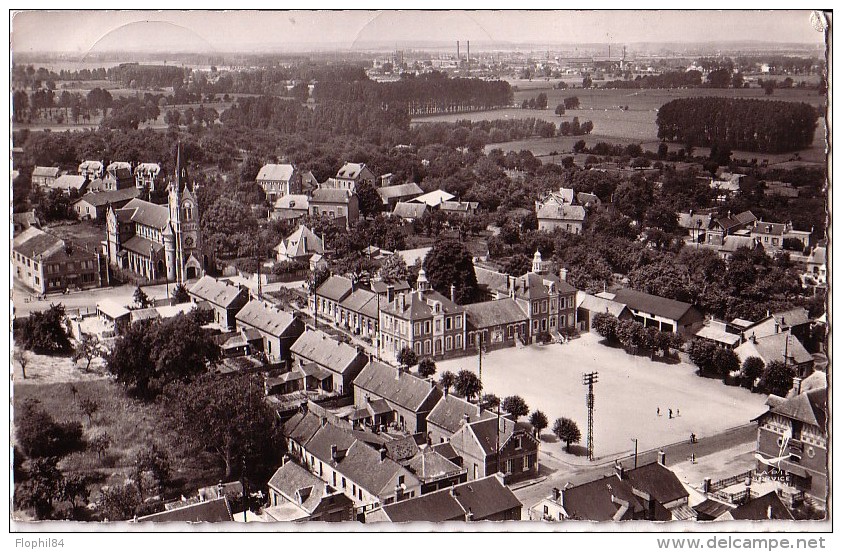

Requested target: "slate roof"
[
  {"left": 694, "top": 323, "right": 742, "bottom": 347},
  {"left": 78, "top": 160, "right": 103, "bottom": 172},
  {"left": 693, "top": 498, "right": 734, "bottom": 519},
  {"left": 431, "top": 442, "right": 460, "bottom": 463},
  {"left": 316, "top": 275, "right": 354, "bottom": 303},
  {"left": 377, "top": 475, "right": 520, "bottom": 522},
  {"left": 562, "top": 475, "right": 643, "bottom": 521},
  {"left": 765, "top": 387, "right": 827, "bottom": 428},
  {"left": 512, "top": 272, "right": 577, "bottom": 300},
  {"left": 235, "top": 300, "right": 298, "bottom": 337},
  {"left": 257, "top": 164, "right": 295, "bottom": 182},
  {"left": 338, "top": 440, "right": 417, "bottom": 496},
  {"left": 283, "top": 411, "right": 323, "bottom": 445},
  {"left": 117, "top": 198, "right": 171, "bottom": 230},
  {"left": 392, "top": 202, "right": 428, "bottom": 219},
  {"left": 377, "top": 182, "right": 423, "bottom": 203},
  {"left": 291, "top": 329, "right": 365, "bottom": 375},
  {"left": 311, "top": 188, "right": 353, "bottom": 204},
  {"left": 718, "top": 235, "right": 758, "bottom": 254},
  {"left": 300, "top": 362, "right": 333, "bottom": 381},
  {"left": 13, "top": 227, "right": 64, "bottom": 259},
  {"left": 381, "top": 289, "right": 463, "bottom": 320},
  {"left": 33, "top": 166, "right": 61, "bottom": 178},
  {"left": 736, "top": 332, "right": 813, "bottom": 367},
  {"left": 409, "top": 189, "right": 455, "bottom": 207},
  {"left": 677, "top": 212, "right": 713, "bottom": 231},
  {"left": 405, "top": 449, "right": 464, "bottom": 482},
  {"left": 336, "top": 162, "right": 367, "bottom": 180},
  {"left": 267, "top": 461, "right": 336, "bottom": 514},
  {"left": 354, "top": 361, "right": 440, "bottom": 413},
  {"left": 274, "top": 194, "right": 310, "bottom": 210},
  {"left": 50, "top": 174, "right": 87, "bottom": 191},
  {"left": 74, "top": 187, "right": 140, "bottom": 208},
  {"left": 122, "top": 235, "right": 164, "bottom": 255},
  {"left": 771, "top": 307, "right": 811, "bottom": 328},
  {"left": 727, "top": 491, "right": 794, "bottom": 521},
  {"left": 536, "top": 203, "right": 587, "bottom": 222},
  {"left": 307, "top": 423, "right": 358, "bottom": 463},
  {"left": 370, "top": 280, "right": 411, "bottom": 295},
  {"left": 340, "top": 288, "right": 380, "bottom": 319},
  {"left": 716, "top": 210, "right": 757, "bottom": 231},
  {"left": 276, "top": 225, "right": 324, "bottom": 258},
  {"left": 623, "top": 462, "right": 689, "bottom": 505},
  {"left": 428, "top": 394, "right": 496, "bottom": 436},
  {"left": 611, "top": 288, "right": 696, "bottom": 322},
  {"left": 440, "top": 201, "right": 479, "bottom": 213},
  {"left": 135, "top": 162, "right": 161, "bottom": 175},
  {"left": 189, "top": 276, "right": 248, "bottom": 308},
  {"left": 463, "top": 417, "right": 532, "bottom": 456},
  {"left": 464, "top": 298, "right": 528, "bottom": 330},
  {"left": 136, "top": 497, "right": 232, "bottom": 523}
]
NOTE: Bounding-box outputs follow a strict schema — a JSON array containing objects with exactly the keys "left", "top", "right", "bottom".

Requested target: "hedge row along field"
[{"left": 656, "top": 97, "right": 819, "bottom": 153}]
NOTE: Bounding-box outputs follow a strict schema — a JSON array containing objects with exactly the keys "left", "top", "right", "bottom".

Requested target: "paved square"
[{"left": 437, "top": 333, "right": 768, "bottom": 459}]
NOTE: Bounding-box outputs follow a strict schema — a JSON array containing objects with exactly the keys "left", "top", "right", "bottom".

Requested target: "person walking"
[
  {"left": 668, "top": 408, "right": 673, "bottom": 419},
  {"left": 677, "top": 408, "right": 680, "bottom": 417},
  {"left": 657, "top": 407, "right": 660, "bottom": 416}
]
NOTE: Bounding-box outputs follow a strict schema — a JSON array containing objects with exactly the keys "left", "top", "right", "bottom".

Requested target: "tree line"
[{"left": 657, "top": 97, "right": 819, "bottom": 153}]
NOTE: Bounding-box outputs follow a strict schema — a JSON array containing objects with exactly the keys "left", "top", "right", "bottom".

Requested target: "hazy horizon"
[{"left": 12, "top": 10, "right": 827, "bottom": 57}]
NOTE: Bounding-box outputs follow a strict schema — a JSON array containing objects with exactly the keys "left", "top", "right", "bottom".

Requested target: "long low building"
[{"left": 600, "top": 288, "right": 704, "bottom": 338}]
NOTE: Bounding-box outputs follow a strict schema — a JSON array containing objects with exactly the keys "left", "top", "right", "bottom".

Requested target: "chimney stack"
[
  {"left": 450, "top": 484, "right": 457, "bottom": 497},
  {"left": 614, "top": 461, "right": 625, "bottom": 480},
  {"left": 463, "top": 413, "right": 470, "bottom": 425},
  {"left": 792, "top": 376, "right": 803, "bottom": 395},
  {"left": 552, "top": 487, "right": 561, "bottom": 502},
  {"left": 321, "top": 416, "right": 328, "bottom": 427},
  {"left": 767, "top": 505, "right": 773, "bottom": 520},
  {"left": 560, "top": 268, "right": 568, "bottom": 281},
  {"left": 450, "top": 284, "right": 456, "bottom": 303},
  {"left": 331, "top": 444, "right": 338, "bottom": 461},
  {"left": 657, "top": 450, "right": 666, "bottom": 466},
  {"left": 380, "top": 447, "right": 387, "bottom": 462}
]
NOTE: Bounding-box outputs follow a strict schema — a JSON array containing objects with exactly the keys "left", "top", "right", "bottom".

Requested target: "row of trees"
[
  {"left": 591, "top": 313, "right": 684, "bottom": 357},
  {"left": 687, "top": 340, "right": 796, "bottom": 397},
  {"left": 657, "top": 97, "right": 819, "bottom": 153}
]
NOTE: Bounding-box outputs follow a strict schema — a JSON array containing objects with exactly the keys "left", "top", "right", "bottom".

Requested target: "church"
[{"left": 105, "top": 146, "right": 205, "bottom": 284}]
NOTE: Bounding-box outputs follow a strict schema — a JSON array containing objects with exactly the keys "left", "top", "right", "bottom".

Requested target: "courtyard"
[{"left": 437, "top": 333, "right": 768, "bottom": 461}]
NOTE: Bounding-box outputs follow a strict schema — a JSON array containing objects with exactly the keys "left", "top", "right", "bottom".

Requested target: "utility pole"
[
  {"left": 582, "top": 371, "right": 599, "bottom": 461},
  {"left": 477, "top": 332, "right": 483, "bottom": 389},
  {"left": 631, "top": 437, "right": 638, "bottom": 469}
]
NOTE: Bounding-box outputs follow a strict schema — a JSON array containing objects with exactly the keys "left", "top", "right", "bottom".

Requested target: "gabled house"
[
  {"left": 426, "top": 393, "right": 496, "bottom": 445},
  {"left": 338, "top": 288, "right": 380, "bottom": 341},
  {"left": 805, "top": 246, "right": 826, "bottom": 285},
  {"left": 310, "top": 189, "right": 359, "bottom": 229},
  {"left": 352, "top": 360, "right": 443, "bottom": 434},
  {"left": 265, "top": 459, "right": 355, "bottom": 522},
  {"left": 366, "top": 473, "right": 521, "bottom": 522},
  {"left": 314, "top": 275, "right": 354, "bottom": 324},
  {"left": 535, "top": 187, "right": 590, "bottom": 233},
  {"left": 735, "top": 332, "right": 813, "bottom": 377},
  {"left": 404, "top": 448, "right": 467, "bottom": 493},
  {"left": 677, "top": 211, "right": 713, "bottom": 243},
  {"left": 13, "top": 227, "right": 101, "bottom": 294},
  {"left": 714, "top": 491, "right": 795, "bottom": 521},
  {"left": 706, "top": 210, "right": 757, "bottom": 246},
  {"left": 464, "top": 298, "right": 529, "bottom": 351},
  {"left": 290, "top": 329, "right": 368, "bottom": 395},
  {"left": 275, "top": 225, "right": 324, "bottom": 263},
  {"left": 377, "top": 182, "right": 424, "bottom": 210},
  {"left": 78, "top": 160, "right": 104, "bottom": 180},
  {"left": 440, "top": 200, "right": 480, "bottom": 217},
  {"left": 256, "top": 163, "right": 300, "bottom": 202},
  {"left": 49, "top": 174, "right": 88, "bottom": 195},
  {"left": 334, "top": 162, "right": 376, "bottom": 192},
  {"left": 742, "top": 308, "right": 812, "bottom": 343},
  {"left": 378, "top": 270, "right": 467, "bottom": 361},
  {"left": 32, "top": 166, "right": 61, "bottom": 188},
  {"left": 409, "top": 189, "right": 455, "bottom": 208},
  {"left": 449, "top": 415, "right": 539, "bottom": 484},
  {"left": 72, "top": 187, "right": 141, "bottom": 220},
  {"left": 134, "top": 163, "right": 161, "bottom": 191},
  {"left": 619, "top": 460, "right": 692, "bottom": 519},
  {"left": 606, "top": 288, "right": 704, "bottom": 339},
  {"left": 271, "top": 194, "right": 310, "bottom": 222},
  {"left": 282, "top": 410, "right": 324, "bottom": 459},
  {"left": 392, "top": 201, "right": 428, "bottom": 221},
  {"left": 91, "top": 165, "right": 134, "bottom": 191},
  {"left": 575, "top": 291, "right": 634, "bottom": 332},
  {"left": 334, "top": 440, "right": 422, "bottom": 510},
  {"left": 188, "top": 275, "right": 249, "bottom": 331},
  {"left": 753, "top": 388, "right": 827, "bottom": 503},
  {"left": 235, "top": 300, "right": 305, "bottom": 364}
]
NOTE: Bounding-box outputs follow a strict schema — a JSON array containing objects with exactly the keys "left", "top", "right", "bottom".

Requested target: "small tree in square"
[
  {"left": 397, "top": 347, "right": 418, "bottom": 370},
  {"left": 529, "top": 410, "right": 549, "bottom": 438},
  {"left": 502, "top": 395, "right": 530, "bottom": 421},
  {"left": 417, "top": 357, "right": 436, "bottom": 378},
  {"left": 553, "top": 417, "right": 581, "bottom": 452}
]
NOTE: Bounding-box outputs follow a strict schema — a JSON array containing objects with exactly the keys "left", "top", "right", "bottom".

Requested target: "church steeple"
[{"left": 174, "top": 142, "right": 188, "bottom": 191}]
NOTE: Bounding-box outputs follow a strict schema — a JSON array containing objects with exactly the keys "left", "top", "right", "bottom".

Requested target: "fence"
[{"left": 708, "top": 470, "right": 755, "bottom": 493}]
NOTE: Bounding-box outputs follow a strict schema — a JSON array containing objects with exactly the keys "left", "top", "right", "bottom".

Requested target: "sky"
[{"left": 11, "top": 10, "right": 826, "bottom": 55}]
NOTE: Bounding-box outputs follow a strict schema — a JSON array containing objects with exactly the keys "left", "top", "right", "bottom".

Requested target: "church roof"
[{"left": 117, "top": 198, "right": 171, "bottom": 230}]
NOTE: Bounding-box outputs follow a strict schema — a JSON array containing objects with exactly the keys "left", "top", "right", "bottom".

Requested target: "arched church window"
[{"left": 182, "top": 201, "right": 193, "bottom": 221}]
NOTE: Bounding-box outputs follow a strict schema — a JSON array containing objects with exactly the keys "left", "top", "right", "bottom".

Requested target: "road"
[
  {"left": 513, "top": 424, "right": 757, "bottom": 516},
  {"left": 12, "top": 280, "right": 179, "bottom": 318}
]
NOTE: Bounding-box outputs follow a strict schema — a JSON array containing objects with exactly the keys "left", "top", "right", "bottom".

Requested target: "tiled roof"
[
  {"left": 122, "top": 235, "right": 164, "bottom": 255},
  {"left": 719, "top": 235, "right": 757, "bottom": 253},
  {"left": 381, "top": 289, "right": 463, "bottom": 320},
  {"left": 677, "top": 212, "right": 713, "bottom": 231},
  {"left": 370, "top": 280, "right": 411, "bottom": 294},
  {"left": 257, "top": 164, "right": 295, "bottom": 182},
  {"left": 716, "top": 210, "right": 757, "bottom": 231},
  {"left": 338, "top": 440, "right": 418, "bottom": 497},
  {"left": 50, "top": 174, "right": 87, "bottom": 190},
  {"left": 427, "top": 394, "right": 496, "bottom": 436},
  {"left": 693, "top": 498, "right": 734, "bottom": 519},
  {"left": 235, "top": 300, "right": 299, "bottom": 337},
  {"left": 300, "top": 362, "right": 332, "bottom": 381},
  {"left": 354, "top": 361, "right": 440, "bottom": 413},
  {"left": 78, "top": 160, "right": 103, "bottom": 171},
  {"left": 449, "top": 475, "right": 522, "bottom": 520},
  {"left": 511, "top": 272, "right": 576, "bottom": 300},
  {"left": 340, "top": 288, "right": 380, "bottom": 319},
  {"left": 611, "top": 288, "right": 696, "bottom": 322},
  {"left": 307, "top": 423, "right": 358, "bottom": 463},
  {"left": 736, "top": 332, "right": 813, "bottom": 367},
  {"left": 577, "top": 291, "right": 631, "bottom": 318},
  {"left": 74, "top": 187, "right": 140, "bottom": 207},
  {"left": 383, "top": 435, "right": 421, "bottom": 463},
  {"left": 277, "top": 225, "right": 324, "bottom": 258},
  {"left": 623, "top": 462, "right": 688, "bottom": 505},
  {"left": 135, "top": 162, "right": 161, "bottom": 175},
  {"left": 283, "top": 411, "right": 322, "bottom": 445},
  {"left": 117, "top": 198, "right": 171, "bottom": 230},
  {"left": 377, "top": 182, "right": 423, "bottom": 202},
  {"left": 463, "top": 416, "right": 532, "bottom": 456},
  {"left": 311, "top": 188, "right": 353, "bottom": 204},
  {"left": 430, "top": 442, "right": 460, "bottom": 463},
  {"left": 771, "top": 307, "right": 811, "bottom": 328},
  {"left": 316, "top": 275, "right": 354, "bottom": 303},
  {"left": 33, "top": 166, "right": 61, "bottom": 178},
  {"left": 694, "top": 324, "right": 741, "bottom": 346},
  {"left": 136, "top": 497, "right": 232, "bottom": 523},
  {"left": 392, "top": 202, "right": 428, "bottom": 219},
  {"left": 409, "top": 189, "right": 455, "bottom": 207},
  {"left": 291, "top": 329, "right": 365, "bottom": 375},
  {"left": 752, "top": 221, "right": 787, "bottom": 236},
  {"left": 536, "top": 203, "right": 586, "bottom": 222},
  {"left": 13, "top": 227, "right": 64, "bottom": 259},
  {"left": 189, "top": 276, "right": 248, "bottom": 308},
  {"left": 464, "top": 298, "right": 528, "bottom": 330}
]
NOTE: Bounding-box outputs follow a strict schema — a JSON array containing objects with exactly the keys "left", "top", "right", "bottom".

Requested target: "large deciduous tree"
[
  {"left": 454, "top": 370, "right": 482, "bottom": 402},
  {"left": 15, "top": 304, "right": 72, "bottom": 355},
  {"left": 757, "top": 360, "right": 796, "bottom": 398},
  {"left": 423, "top": 237, "right": 480, "bottom": 304}
]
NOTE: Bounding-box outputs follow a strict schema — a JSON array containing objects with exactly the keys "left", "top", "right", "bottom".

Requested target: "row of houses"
[
  {"left": 678, "top": 209, "right": 812, "bottom": 257},
  {"left": 32, "top": 161, "right": 163, "bottom": 194}
]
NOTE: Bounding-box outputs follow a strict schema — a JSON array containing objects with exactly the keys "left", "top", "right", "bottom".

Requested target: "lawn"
[{"left": 437, "top": 332, "right": 768, "bottom": 461}]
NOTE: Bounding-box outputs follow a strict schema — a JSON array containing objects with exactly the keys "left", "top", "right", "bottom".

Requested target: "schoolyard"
[{"left": 437, "top": 332, "right": 768, "bottom": 461}]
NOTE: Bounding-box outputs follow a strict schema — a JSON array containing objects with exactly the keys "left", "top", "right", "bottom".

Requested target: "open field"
[{"left": 437, "top": 332, "right": 768, "bottom": 461}]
